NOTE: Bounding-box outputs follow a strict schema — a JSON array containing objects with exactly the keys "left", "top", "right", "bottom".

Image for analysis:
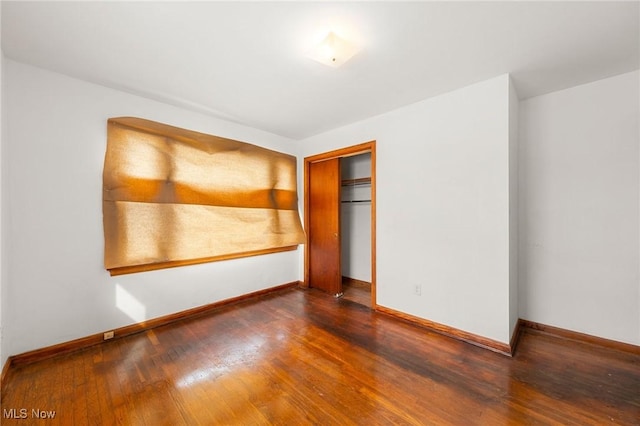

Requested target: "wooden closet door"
[{"left": 308, "top": 158, "right": 342, "bottom": 296}]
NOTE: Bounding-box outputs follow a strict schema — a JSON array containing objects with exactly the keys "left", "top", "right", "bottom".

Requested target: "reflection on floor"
[
  {"left": 342, "top": 277, "right": 371, "bottom": 308},
  {"left": 3, "top": 288, "right": 639, "bottom": 424}
]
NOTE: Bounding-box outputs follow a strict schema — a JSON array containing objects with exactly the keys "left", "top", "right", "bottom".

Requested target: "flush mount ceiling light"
[{"left": 307, "top": 32, "right": 359, "bottom": 68}]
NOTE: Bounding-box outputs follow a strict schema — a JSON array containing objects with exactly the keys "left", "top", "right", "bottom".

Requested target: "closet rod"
[{"left": 341, "top": 177, "right": 371, "bottom": 187}]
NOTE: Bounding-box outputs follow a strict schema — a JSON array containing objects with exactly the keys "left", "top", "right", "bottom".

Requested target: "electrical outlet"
[
  {"left": 414, "top": 284, "right": 422, "bottom": 296},
  {"left": 103, "top": 331, "right": 115, "bottom": 340}
]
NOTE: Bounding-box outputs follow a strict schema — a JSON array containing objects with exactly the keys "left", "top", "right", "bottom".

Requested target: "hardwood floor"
[
  {"left": 1, "top": 288, "right": 638, "bottom": 425},
  {"left": 342, "top": 277, "right": 371, "bottom": 307}
]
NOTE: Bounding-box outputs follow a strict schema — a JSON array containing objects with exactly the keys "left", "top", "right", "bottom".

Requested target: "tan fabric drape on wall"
[{"left": 103, "top": 117, "right": 305, "bottom": 275}]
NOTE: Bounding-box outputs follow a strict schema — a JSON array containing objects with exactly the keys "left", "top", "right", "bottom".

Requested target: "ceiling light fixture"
[{"left": 307, "top": 32, "right": 359, "bottom": 68}]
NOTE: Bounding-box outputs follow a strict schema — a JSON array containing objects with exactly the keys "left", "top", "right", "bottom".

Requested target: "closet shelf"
[
  {"left": 341, "top": 177, "right": 371, "bottom": 187},
  {"left": 342, "top": 176, "right": 371, "bottom": 204}
]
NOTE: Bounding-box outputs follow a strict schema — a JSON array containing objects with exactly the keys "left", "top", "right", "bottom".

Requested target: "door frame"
[{"left": 303, "top": 141, "right": 377, "bottom": 308}]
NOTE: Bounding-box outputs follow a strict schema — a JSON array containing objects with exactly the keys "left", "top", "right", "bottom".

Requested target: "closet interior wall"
[{"left": 340, "top": 153, "right": 372, "bottom": 284}]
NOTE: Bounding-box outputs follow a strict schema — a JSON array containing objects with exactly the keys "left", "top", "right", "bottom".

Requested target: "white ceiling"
[{"left": 2, "top": 1, "right": 639, "bottom": 139}]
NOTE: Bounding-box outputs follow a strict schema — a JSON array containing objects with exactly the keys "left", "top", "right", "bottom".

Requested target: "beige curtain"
[{"left": 103, "top": 117, "right": 305, "bottom": 275}]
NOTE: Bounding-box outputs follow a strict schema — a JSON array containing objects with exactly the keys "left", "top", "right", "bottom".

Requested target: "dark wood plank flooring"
[
  {"left": 342, "top": 279, "right": 371, "bottom": 307},
  {"left": 1, "top": 288, "right": 638, "bottom": 425}
]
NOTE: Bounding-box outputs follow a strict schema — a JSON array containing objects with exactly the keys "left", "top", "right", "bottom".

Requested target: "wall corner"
[{"left": 508, "top": 75, "right": 520, "bottom": 338}]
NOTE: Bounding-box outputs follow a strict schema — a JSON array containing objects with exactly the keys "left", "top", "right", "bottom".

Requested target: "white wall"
[
  {"left": 341, "top": 153, "right": 371, "bottom": 282},
  {"left": 300, "top": 75, "right": 515, "bottom": 344},
  {"left": 5, "top": 57, "right": 634, "bottom": 369},
  {"left": 3, "top": 59, "right": 301, "bottom": 359},
  {"left": 519, "top": 70, "right": 640, "bottom": 345},
  {"left": 0, "top": 1, "right": 5, "bottom": 368},
  {"left": 509, "top": 78, "right": 519, "bottom": 338}
]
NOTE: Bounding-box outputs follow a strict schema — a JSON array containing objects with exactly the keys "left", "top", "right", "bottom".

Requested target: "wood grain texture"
[
  {"left": 369, "top": 144, "right": 377, "bottom": 308},
  {"left": 308, "top": 158, "right": 342, "bottom": 295},
  {"left": 520, "top": 319, "right": 640, "bottom": 355},
  {"left": 341, "top": 177, "right": 372, "bottom": 186},
  {"left": 2, "top": 287, "right": 638, "bottom": 425},
  {"left": 342, "top": 276, "right": 371, "bottom": 307},
  {"left": 109, "top": 246, "right": 298, "bottom": 276},
  {"left": 376, "top": 305, "right": 513, "bottom": 356},
  {"left": 342, "top": 276, "right": 371, "bottom": 287},
  {"left": 510, "top": 318, "right": 523, "bottom": 354},
  {"left": 303, "top": 141, "right": 376, "bottom": 305},
  {"left": 5, "top": 282, "right": 299, "bottom": 368},
  {"left": 303, "top": 141, "right": 375, "bottom": 163}
]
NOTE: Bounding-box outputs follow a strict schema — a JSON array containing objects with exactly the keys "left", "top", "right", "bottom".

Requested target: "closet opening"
[
  {"left": 303, "top": 141, "right": 376, "bottom": 309},
  {"left": 340, "top": 153, "right": 372, "bottom": 307}
]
